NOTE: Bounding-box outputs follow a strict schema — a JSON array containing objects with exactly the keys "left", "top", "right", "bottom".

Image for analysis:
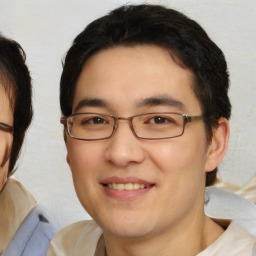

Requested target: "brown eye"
[
  {"left": 89, "top": 117, "right": 106, "bottom": 124},
  {"left": 152, "top": 116, "right": 168, "bottom": 124},
  {"left": 147, "top": 116, "right": 175, "bottom": 125},
  {"left": 80, "top": 116, "right": 108, "bottom": 125}
]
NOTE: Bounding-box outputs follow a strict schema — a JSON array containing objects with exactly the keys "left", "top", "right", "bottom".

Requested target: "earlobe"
[
  {"left": 205, "top": 117, "right": 229, "bottom": 173},
  {"left": 66, "top": 153, "right": 71, "bottom": 166}
]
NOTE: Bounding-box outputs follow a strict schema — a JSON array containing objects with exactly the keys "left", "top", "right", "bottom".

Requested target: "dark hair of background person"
[
  {"left": 0, "top": 34, "right": 33, "bottom": 175},
  {"left": 60, "top": 4, "right": 231, "bottom": 186}
]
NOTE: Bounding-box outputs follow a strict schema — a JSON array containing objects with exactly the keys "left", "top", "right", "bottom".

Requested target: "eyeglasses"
[
  {"left": 0, "top": 122, "right": 14, "bottom": 133},
  {"left": 61, "top": 112, "right": 203, "bottom": 141}
]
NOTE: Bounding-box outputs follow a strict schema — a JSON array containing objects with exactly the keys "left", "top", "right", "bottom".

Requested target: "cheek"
[
  {"left": 148, "top": 136, "right": 208, "bottom": 191},
  {"left": 146, "top": 139, "right": 208, "bottom": 219},
  {"left": 0, "top": 136, "right": 12, "bottom": 191},
  {"left": 67, "top": 140, "right": 105, "bottom": 174},
  {"left": 0, "top": 166, "right": 8, "bottom": 191},
  {"left": 66, "top": 139, "right": 107, "bottom": 201},
  {"left": 66, "top": 140, "right": 108, "bottom": 216}
]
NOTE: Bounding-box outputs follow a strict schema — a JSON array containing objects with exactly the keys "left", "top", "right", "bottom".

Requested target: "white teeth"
[
  {"left": 134, "top": 183, "right": 140, "bottom": 189},
  {"left": 117, "top": 184, "right": 125, "bottom": 190},
  {"left": 124, "top": 183, "right": 133, "bottom": 190},
  {"left": 107, "top": 183, "right": 150, "bottom": 190}
]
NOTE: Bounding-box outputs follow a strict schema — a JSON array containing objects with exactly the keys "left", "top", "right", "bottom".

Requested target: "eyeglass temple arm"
[
  {"left": 184, "top": 115, "right": 204, "bottom": 123},
  {"left": 0, "top": 123, "right": 14, "bottom": 132},
  {"left": 60, "top": 117, "right": 67, "bottom": 124}
]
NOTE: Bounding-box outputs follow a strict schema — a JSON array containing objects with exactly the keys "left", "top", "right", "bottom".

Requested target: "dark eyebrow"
[
  {"left": 73, "top": 98, "right": 111, "bottom": 113},
  {"left": 136, "top": 95, "right": 185, "bottom": 110},
  {"left": 74, "top": 95, "right": 185, "bottom": 113}
]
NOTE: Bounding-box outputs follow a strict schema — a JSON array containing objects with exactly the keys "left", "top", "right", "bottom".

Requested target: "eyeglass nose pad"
[{"left": 111, "top": 122, "right": 118, "bottom": 135}]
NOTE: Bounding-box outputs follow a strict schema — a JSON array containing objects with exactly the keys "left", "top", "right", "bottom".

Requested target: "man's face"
[
  {"left": 0, "top": 85, "right": 13, "bottom": 191},
  {"left": 66, "top": 45, "right": 215, "bottom": 239}
]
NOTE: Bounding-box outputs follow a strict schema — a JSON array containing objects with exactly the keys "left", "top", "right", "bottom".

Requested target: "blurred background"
[{"left": 0, "top": 0, "right": 255, "bottom": 229}]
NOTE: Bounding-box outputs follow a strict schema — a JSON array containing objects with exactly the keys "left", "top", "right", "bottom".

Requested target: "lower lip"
[{"left": 101, "top": 185, "right": 154, "bottom": 200}]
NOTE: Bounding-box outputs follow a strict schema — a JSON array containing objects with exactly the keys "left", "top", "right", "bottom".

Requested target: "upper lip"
[{"left": 101, "top": 176, "right": 155, "bottom": 186}]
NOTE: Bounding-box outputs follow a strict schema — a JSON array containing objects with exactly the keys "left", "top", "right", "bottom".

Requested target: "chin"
[
  {"left": 104, "top": 224, "right": 153, "bottom": 239},
  {"left": 97, "top": 213, "right": 156, "bottom": 239}
]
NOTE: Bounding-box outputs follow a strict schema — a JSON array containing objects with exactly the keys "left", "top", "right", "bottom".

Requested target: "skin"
[
  {"left": 0, "top": 85, "right": 13, "bottom": 191},
  {"left": 66, "top": 45, "right": 229, "bottom": 256}
]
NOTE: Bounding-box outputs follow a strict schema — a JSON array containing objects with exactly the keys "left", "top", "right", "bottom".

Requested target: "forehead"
[{"left": 73, "top": 45, "right": 201, "bottom": 114}]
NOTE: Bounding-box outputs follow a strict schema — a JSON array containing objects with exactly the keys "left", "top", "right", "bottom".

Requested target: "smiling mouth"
[{"left": 103, "top": 183, "right": 154, "bottom": 190}]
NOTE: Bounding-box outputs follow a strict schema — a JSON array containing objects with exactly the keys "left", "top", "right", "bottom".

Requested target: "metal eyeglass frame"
[
  {"left": 0, "top": 122, "right": 14, "bottom": 132},
  {"left": 60, "top": 112, "right": 204, "bottom": 141}
]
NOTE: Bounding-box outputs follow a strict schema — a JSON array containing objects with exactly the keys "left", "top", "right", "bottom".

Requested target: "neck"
[{"left": 104, "top": 213, "right": 224, "bottom": 256}]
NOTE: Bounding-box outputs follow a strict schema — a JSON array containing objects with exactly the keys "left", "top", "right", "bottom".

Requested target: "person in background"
[
  {"left": 0, "top": 34, "right": 55, "bottom": 256},
  {"left": 47, "top": 4, "right": 256, "bottom": 256}
]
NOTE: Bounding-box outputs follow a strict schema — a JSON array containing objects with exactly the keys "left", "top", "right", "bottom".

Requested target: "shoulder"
[
  {"left": 205, "top": 186, "right": 256, "bottom": 236},
  {"left": 199, "top": 221, "right": 256, "bottom": 256},
  {"left": 203, "top": 187, "right": 256, "bottom": 255},
  {"left": 51, "top": 219, "right": 101, "bottom": 241},
  {"left": 1, "top": 178, "right": 56, "bottom": 256},
  {"left": 227, "top": 221, "right": 256, "bottom": 243},
  {"left": 46, "top": 220, "right": 102, "bottom": 256},
  {"left": 23, "top": 207, "right": 57, "bottom": 251},
  {"left": 220, "top": 221, "right": 256, "bottom": 254},
  {"left": 4, "top": 208, "right": 56, "bottom": 256}
]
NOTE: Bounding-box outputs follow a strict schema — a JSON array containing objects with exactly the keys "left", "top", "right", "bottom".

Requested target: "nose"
[{"left": 104, "top": 120, "right": 145, "bottom": 167}]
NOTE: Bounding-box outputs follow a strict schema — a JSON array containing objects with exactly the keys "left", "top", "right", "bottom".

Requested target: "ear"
[
  {"left": 66, "top": 153, "right": 71, "bottom": 166},
  {"left": 205, "top": 117, "right": 229, "bottom": 173}
]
